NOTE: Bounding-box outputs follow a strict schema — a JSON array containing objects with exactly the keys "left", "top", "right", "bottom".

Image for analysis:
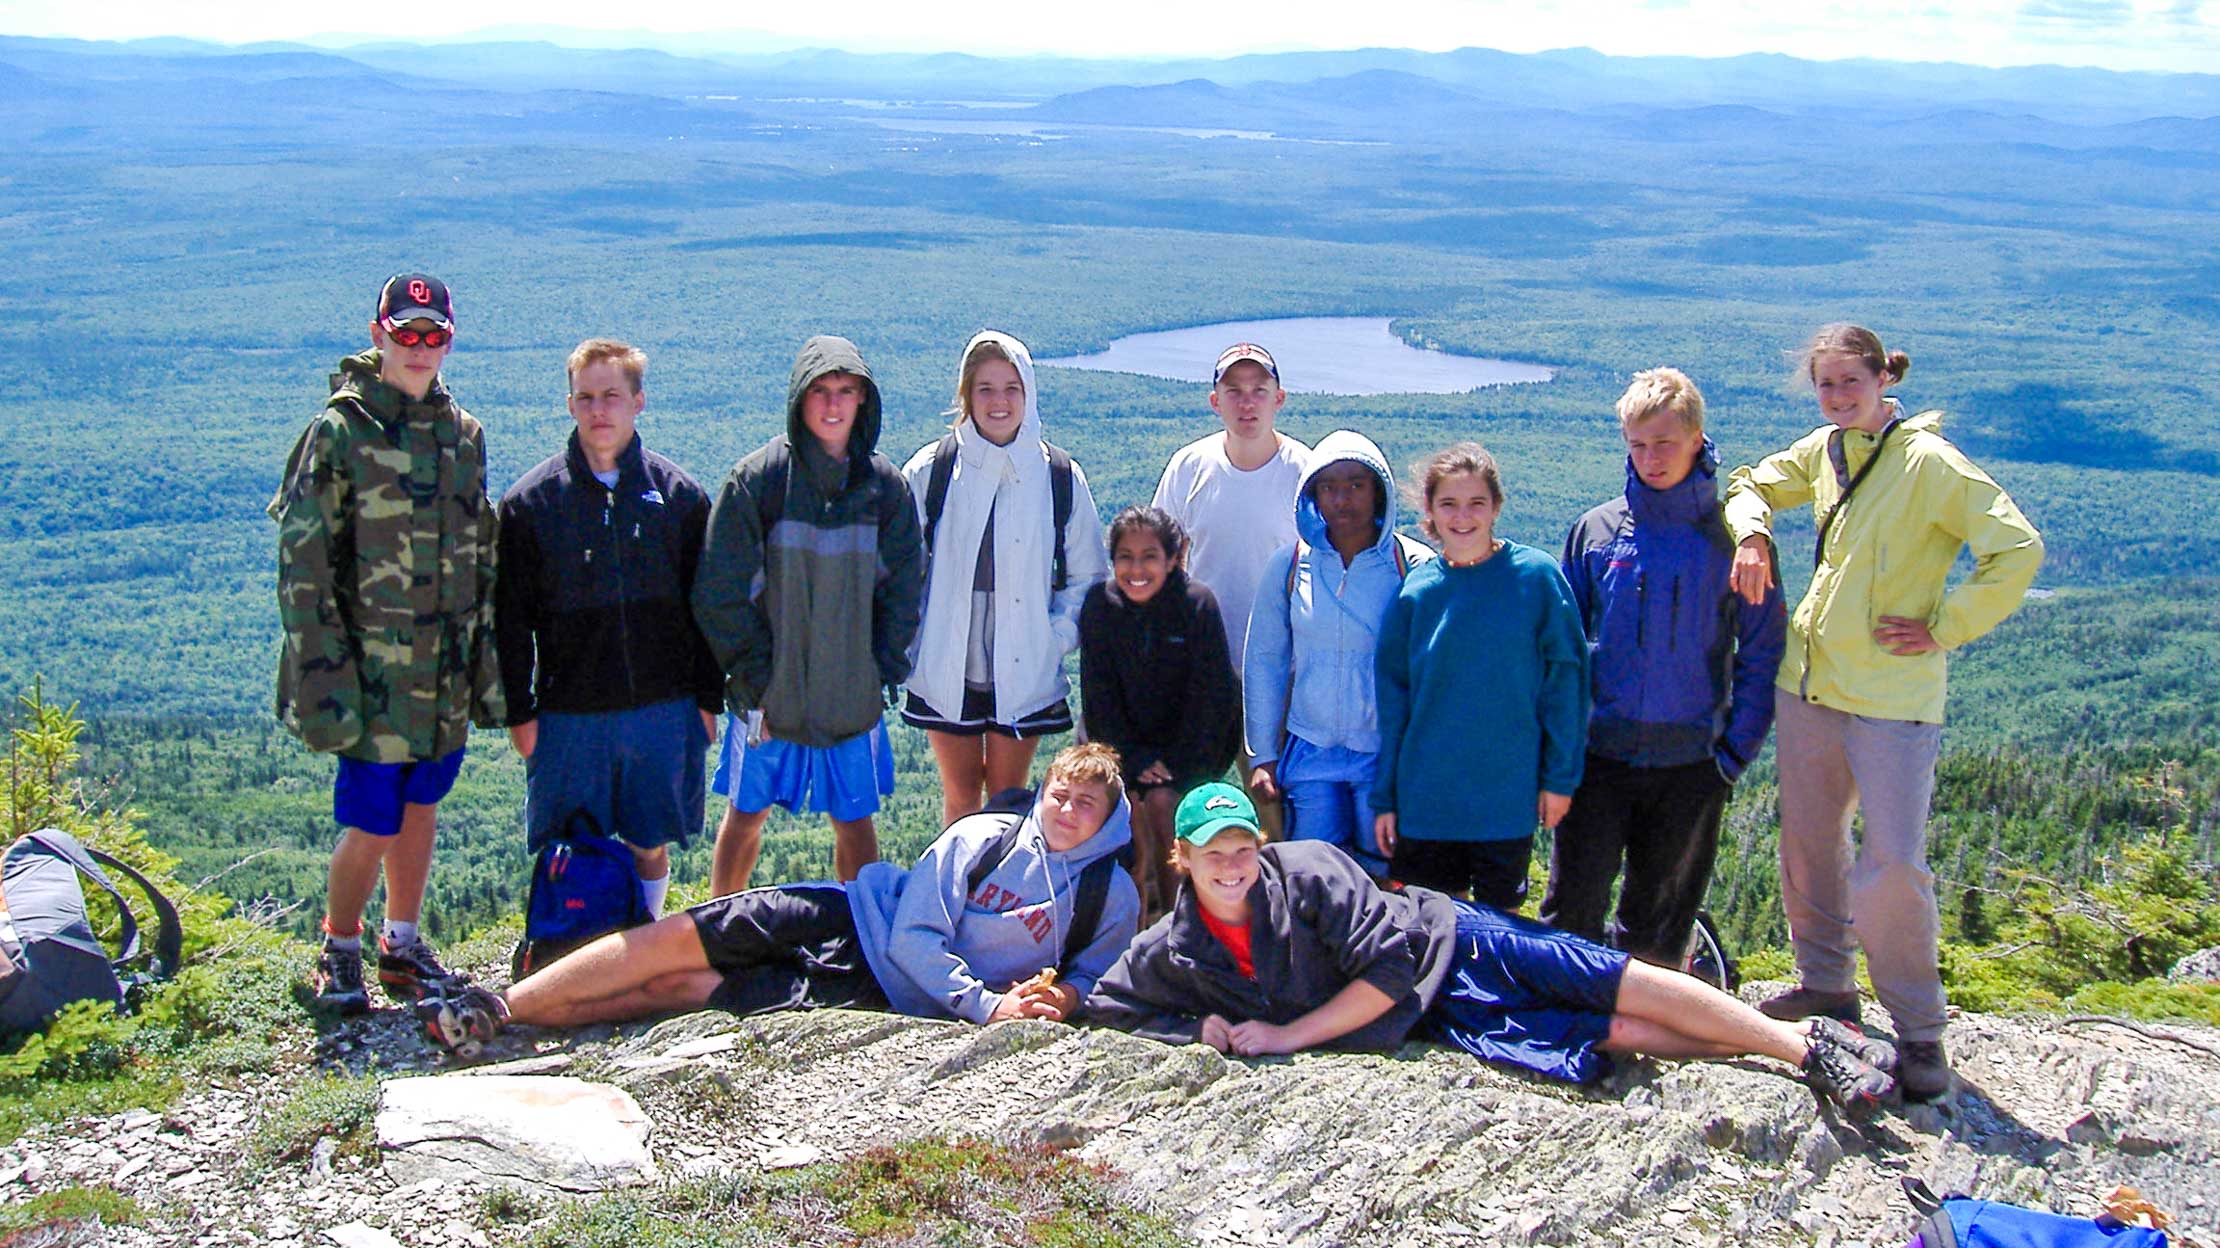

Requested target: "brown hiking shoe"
[
  {"left": 1898, "top": 1039, "right": 1953, "bottom": 1103},
  {"left": 1758, "top": 985, "right": 1861, "bottom": 1024}
]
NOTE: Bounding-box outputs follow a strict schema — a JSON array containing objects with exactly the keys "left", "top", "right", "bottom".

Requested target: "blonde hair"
[
  {"left": 946, "top": 337, "right": 1022, "bottom": 429},
  {"left": 1616, "top": 367, "right": 1704, "bottom": 433},
  {"left": 567, "top": 338, "right": 647, "bottom": 392},
  {"left": 1043, "top": 741, "right": 1123, "bottom": 804},
  {"left": 1797, "top": 323, "right": 1910, "bottom": 387},
  {"left": 1408, "top": 442, "right": 1504, "bottom": 542}
]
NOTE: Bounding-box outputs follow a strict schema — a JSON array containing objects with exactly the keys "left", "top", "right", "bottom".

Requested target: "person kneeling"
[
  {"left": 420, "top": 743, "right": 1141, "bottom": 1055},
  {"left": 1082, "top": 783, "right": 1898, "bottom": 1113}
]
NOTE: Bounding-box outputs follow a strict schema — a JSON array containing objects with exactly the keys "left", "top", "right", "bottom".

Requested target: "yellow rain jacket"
[{"left": 1724, "top": 406, "right": 2043, "bottom": 724}]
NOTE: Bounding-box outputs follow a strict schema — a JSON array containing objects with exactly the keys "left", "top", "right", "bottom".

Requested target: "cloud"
[
  {"left": 2016, "top": 0, "right": 2133, "bottom": 24},
  {"left": 2164, "top": 0, "right": 2206, "bottom": 24}
]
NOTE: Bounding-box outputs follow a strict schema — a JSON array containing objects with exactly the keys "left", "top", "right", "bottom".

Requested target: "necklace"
[{"left": 1441, "top": 539, "right": 1502, "bottom": 569}]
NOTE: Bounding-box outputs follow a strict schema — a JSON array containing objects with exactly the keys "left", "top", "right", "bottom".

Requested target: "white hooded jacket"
[{"left": 903, "top": 331, "right": 1107, "bottom": 723}]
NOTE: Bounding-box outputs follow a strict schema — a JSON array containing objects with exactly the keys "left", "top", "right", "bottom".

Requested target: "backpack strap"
[
  {"left": 85, "top": 847, "right": 183, "bottom": 983},
  {"left": 962, "top": 813, "right": 1027, "bottom": 895},
  {"left": 21, "top": 830, "right": 141, "bottom": 966},
  {"left": 1061, "top": 855, "right": 1116, "bottom": 968},
  {"left": 1043, "top": 441, "right": 1074, "bottom": 593},
  {"left": 921, "top": 432, "right": 962, "bottom": 556},
  {"left": 1813, "top": 413, "right": 1905, "bottom": 568},
  {"left": 755, "top": 439, "right": 793, "bottom": 536}
]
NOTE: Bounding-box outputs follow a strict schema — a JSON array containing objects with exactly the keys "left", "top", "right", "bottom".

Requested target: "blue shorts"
[
  {"left": 525, "top": 697, "right": 709, "bottom": 852},
  {"left": 719, "top": 717, "right": 894, "bottom": 821},
  {"left": 1426, "top": 899, "right": 1629, "bottom": 1085},
  {"left": 1279, "top": 735, "right": 1387, "bottom": 877},
  {"left": 333, "top": 747, "right": 465, "bottom": 838}
]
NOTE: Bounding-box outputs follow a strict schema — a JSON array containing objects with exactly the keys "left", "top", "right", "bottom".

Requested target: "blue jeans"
[{"left": 1279, "top": 735, "right": 1387, "bottom": 877}]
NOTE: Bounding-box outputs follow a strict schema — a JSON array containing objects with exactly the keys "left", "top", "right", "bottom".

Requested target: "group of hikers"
[{"left": 271, "top": 272, "right": 2044, "bottom": 1115}]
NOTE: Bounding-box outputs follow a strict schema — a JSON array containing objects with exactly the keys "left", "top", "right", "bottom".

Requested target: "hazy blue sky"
[{"left": 2, "top": 0, "right": 2214, "bottom": 73}]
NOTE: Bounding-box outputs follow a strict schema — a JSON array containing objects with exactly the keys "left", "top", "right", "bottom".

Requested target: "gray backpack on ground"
[{"left": 0, "top": 828, "right": 183, "bottom": 1035}]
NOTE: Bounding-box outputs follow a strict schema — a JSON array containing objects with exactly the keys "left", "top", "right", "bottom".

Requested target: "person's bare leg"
[
  {"left": 379, "top": 802, "right": 439, "bottom": 925},
  {"left": 982, "top": 733, "right": 1041, "bottom": 797},
  {"left": 711, "top": 805, "right": 771, "bottom": 897},
  {"left": 831, "top": 816, "right": 879, "bottom": 882},
  {"left": 630, "top": 843, "right": 670, "bottom": 881},
  {"left": 1609, "top": 958, "right": 1809, "bottom": 1065},
  {"left": 323, "top": 828, "right": 389, "bottom": 936},
  {"left": 1131, "top": 787, "right": 1178, "bottom": 919},
  {"left": 928, "top": 730, "right": 988, "bottom": 827},
  {"left": 1600, "top": 1014, "right": 1750, "bottom": 1059},
  {"left": 504, "top": 913, "right": 720, "bottom": 1027}
]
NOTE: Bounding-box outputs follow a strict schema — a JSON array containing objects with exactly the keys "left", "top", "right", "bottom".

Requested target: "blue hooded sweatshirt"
[
  {"left": 848, "top": 795, "right": 1141, "bottom": 1023},
  {"left": 1560, "top": 439, "right": 1787, "bottom": 780},
  {"left": 1242, "top": 430, "right": 1432, "bottom": 765}
]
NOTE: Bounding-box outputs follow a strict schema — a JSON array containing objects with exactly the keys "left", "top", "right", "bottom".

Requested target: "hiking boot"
[
  {"left": 414, "top": 984, "right": 508, "bottom": 1059},
  {"left": 1801, "top": 1027, "right": 1895, "bottom": 1115},
  {"left": 313, "top": 939, "right": 370, "bottom": 1015},
  {"left": 1758, "top": 985, "right": 1861, "bottom": 1024},
  {"left": 1898, "top": 1038, "right": 1953, "bottom": 1103},
  {"left": 377, "top": 934, "right": 469, "bottom": 1004},
  {"left": 1807, "top": 1016, "right": 1898, "bottom": 1074}
]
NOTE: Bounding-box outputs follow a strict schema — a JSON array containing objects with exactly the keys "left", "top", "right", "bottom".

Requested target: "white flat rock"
[{"left": 376, "top": 1074, "right": 659, "bottom": 1193}]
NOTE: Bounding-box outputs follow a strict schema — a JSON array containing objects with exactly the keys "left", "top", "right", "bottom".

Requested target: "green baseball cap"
[{"left": 1174, "top": 782, "right": 1263, "bottom": 846}]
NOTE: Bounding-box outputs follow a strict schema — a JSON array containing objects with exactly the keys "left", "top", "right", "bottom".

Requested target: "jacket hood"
[
  {"left": 1624, "top": 435, "right": 1720, "bottom": 527},
  {"left": 1293, "top": 429, "right": 1400, "bottom": 552},
  {"left": 785, "top": 335, "right": 883, "bottom": 459},
  {"left": 1026, "top": 791, "right": 1135, "bottom": 873},
  {"left": 330, "top": 348, "right": 449, "bottom": 418},
  {"left": 1895, "top": 400, "right": 1941, "bottom": 436},
  {"left": 951, "top": 330, "right": 1043, "bottom": 458}
]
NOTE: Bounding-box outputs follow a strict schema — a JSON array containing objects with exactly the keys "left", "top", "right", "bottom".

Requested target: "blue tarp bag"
[
  {"left": 1906, "top": 1179, "right": 2169, "bottom": 1248},
  {"left": 512, "top": 809, "right": 649, "bottom": 979}
]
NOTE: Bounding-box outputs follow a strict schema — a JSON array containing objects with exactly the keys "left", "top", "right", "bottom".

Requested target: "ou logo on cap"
[
  {"left": 1204, "top": 795, "right": 1241, "bottom": 812},
  {"left": 408, "top": 279, "right": 431, "bottom": 305}
]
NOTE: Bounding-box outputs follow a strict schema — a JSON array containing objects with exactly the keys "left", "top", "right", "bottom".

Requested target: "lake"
[{"left": 1036, "top": 317, "right": 1554, "bottom": 395}]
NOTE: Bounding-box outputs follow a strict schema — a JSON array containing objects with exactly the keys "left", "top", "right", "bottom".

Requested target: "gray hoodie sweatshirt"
[{"left": 848, "top": 797, "right": 1142, "bottom": 1022}]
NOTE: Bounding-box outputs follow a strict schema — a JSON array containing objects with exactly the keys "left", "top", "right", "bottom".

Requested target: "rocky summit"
[{"left": 8, "top": 988, "right": 2217, "bottom": 1246}]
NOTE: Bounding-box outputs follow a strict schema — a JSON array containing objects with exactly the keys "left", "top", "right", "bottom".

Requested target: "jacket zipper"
[{"left": 606, "top": 486, "right": 638, "bottom": 700}]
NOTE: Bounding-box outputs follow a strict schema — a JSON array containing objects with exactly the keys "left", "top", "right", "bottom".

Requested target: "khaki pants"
[{"left": 1774, "top": 690, "right": 1947, "bottom": 1042}]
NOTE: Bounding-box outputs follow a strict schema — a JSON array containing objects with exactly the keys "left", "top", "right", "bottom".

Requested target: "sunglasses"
[{"left": 382, "top": 323, "right": 453, "bottom": 349}]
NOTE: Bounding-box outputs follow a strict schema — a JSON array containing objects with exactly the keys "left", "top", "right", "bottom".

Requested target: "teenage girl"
[
  {"left": 1725, "top": 323, "right": 2042, "bottom": 1102},
  {"left": 1078, "top": 506, "right": 1241, "bottom": 920},
  {"left": 903, "top": 330, "right": 1107, "bottom": 827},
  {"left": 1373, "top": 443, "right": 1589, "bottom": 909},
  {"left": 1242, "top": 430, "right": 1431, "bottom": 879}
]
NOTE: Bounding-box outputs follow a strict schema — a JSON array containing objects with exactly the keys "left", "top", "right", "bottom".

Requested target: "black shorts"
[
  {"left": 1392, "top": 834, "right": 1535, "bottom": 912},
  {"left": 901, "top": 687, "right": 1073, "bottom": 739},
  {"left": 686, "top": 883, "right": 890, "bottom": 1018}
]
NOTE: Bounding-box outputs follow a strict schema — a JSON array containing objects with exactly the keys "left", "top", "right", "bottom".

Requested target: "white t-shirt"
[{"left": 1150, "top": 431, "right": 1310, "bottom": 669}]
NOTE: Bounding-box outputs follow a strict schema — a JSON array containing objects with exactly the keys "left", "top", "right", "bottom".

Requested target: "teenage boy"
[
  {"left": 1541, "top": 368, "right": 1786, "bottom": 966},
  {"left": 690, "top": 336, "right": 925, "bottom": 893},
  {"left": 495, "top": 339, "right": 723, "bottom": 920},
  {"left": 271, "top": 272, "right": 503, "bottom": 1013},
  {"left": 417, "top": 743, "right": 1142, "bottom": 1053},
  {"left": 1151, "top": 344, "right": 1309, "bottom": 827}
]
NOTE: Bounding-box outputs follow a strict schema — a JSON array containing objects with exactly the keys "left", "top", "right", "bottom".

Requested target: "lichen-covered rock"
[
  {"left": 2169, "top": 945, "right": 2220, "bottom": 982},
  {"left": 376, "top": 1074, "right": 658, "bottom": 1193}
]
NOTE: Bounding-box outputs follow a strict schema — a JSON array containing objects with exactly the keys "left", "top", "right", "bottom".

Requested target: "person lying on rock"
[
  {"left": 1081, "top": 783, "right": 1900, "bottom": 1114},
  {"left": 418, "top": 743, "right": 1142, "bottom": 1056}
]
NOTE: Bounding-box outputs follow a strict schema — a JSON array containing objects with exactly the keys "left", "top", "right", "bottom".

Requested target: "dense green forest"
[{"left": 0, "top": 35, "right": 2213, "bottom": 968}]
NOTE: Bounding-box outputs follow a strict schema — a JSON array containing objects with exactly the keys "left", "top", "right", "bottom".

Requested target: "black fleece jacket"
[
  {"left": 1081, "top": 841, "right": 1460, "bottom": 1051},
  {"left": 494, "top": 432, "right": 723, "bottom": 723},
  {"left": 1077, "top": 568, "right": 1240, "bottom": 788}
]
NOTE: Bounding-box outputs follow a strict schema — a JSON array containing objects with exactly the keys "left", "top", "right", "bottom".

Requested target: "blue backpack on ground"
[
  {"left": 1905, "top": 1179, "right": 2169, "bottom": 1248},
  {"left": 512, "top": 809, "right": 650, "bottom": 980},
  {"left": 0, "top": 828, "right": 183, "bottom": 1036}
]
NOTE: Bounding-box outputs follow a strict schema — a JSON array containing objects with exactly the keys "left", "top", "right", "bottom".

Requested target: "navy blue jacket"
[
  {"left": 1560, "top": 441, "right": 1787, "bottom": 780},
  {"left": 495, "top": 432, "right": 723, "bottom": 724}
]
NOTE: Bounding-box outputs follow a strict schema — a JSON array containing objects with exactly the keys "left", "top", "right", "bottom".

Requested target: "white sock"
[
  {"left": 382, "top": 919, "right": 420, "bottom": 949},
  {"left": 323, "top": 929, "right": 362, "bottom": 953},
  {"left": 641, "top": 873, "right": 671, "bottom": 919}
]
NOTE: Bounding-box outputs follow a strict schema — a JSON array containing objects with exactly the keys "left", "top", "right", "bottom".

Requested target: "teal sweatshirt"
[{"left": 1372, "top": 541, "right": 1589, "bottom": 842}]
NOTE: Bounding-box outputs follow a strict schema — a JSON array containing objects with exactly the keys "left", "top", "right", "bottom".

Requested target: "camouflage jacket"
[{"left": 267, "top": 350, "right": 504, "bottom": 763}]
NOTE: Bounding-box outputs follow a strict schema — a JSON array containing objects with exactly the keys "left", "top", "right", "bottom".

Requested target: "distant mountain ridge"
[{"left": 2, "top": 32, "right": 2216, "bottom": 126}]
